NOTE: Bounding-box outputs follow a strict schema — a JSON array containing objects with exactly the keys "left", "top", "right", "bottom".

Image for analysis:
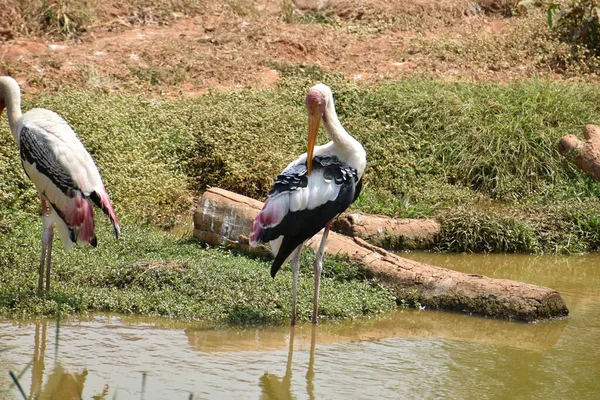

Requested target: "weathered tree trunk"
[
  {"left": 332, "top": 213, "right": 439, "bottom": 250},
  {"left": 193, "top": 188, "right": 569, "bottom": 322},
  {"left": 559, "top": 124, "right": 600, "bottom": 181}
]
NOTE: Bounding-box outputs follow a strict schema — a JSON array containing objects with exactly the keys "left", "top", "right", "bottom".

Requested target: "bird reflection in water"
[
  {"left": 16, "top": 320, "right": 91, "bottom": 400},
  {"left": 260, "top": 325, "right": 318, "bottom": 400},
  {"left": 29, "top": 321, "right": 47, "bottom": 398}
]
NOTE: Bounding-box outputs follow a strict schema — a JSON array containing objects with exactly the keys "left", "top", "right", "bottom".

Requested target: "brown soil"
[{"left": 0, "top": 0, "right": 584, "bottom": 97}]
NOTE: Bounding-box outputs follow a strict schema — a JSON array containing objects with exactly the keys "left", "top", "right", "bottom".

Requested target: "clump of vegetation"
[
  {"left": 0, "top": 211, "right": 395, "bottom": 320},
  {"left": 414, "top": 9, "right": 569, "bottom": 74},
  {"left": 280, "top": 0, "right": 516, "bottom": 33},
  {"left": 0, "top": 0, "right": 206, "bottom": 39},
  {"left": 281, "top": 0, "right": 337, "bottom": 25},
  {"left": 266, "top": 61, "right": 332, "bottom": 82},
  {"left": 437, "top": 207, "right": 540, "bottom": 253},
  {"left": 437, "top": 200, "right": 600, "bottom": 253},
  {"left": 478, "top": 0, "right": 519, "bottom": 16},
  {"left": 519, "top": 0, "right": 600, "bottom": 72},
  {"left": 4, "top": 76, "right": 600, "bottom": 251}
]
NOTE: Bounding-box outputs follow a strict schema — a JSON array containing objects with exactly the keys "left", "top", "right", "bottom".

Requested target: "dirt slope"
[{"left": 0, "top": 0, "right": 582, "bottom": 96}]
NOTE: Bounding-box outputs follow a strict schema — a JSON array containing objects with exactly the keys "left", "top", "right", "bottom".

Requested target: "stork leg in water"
[{"left": 290, "top": 248, "right": 301, "bottom": 327}]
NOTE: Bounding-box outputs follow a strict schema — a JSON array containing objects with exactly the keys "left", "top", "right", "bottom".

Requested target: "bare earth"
[{"left": 0, "top": 0, "right": 583, "bottom": 97}]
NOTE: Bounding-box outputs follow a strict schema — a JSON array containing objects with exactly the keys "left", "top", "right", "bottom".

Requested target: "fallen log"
[
  {"left": 193, "top": 188, "right": 569, "bottom": 322},
  {"left": 559, "top": 124, "right": 600, "bottom": 181},
  {"left": 331, "top": 213, "right": 440, "bottom": 250}
]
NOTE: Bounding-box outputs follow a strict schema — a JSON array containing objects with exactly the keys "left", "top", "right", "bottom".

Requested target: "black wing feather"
[
  {"left": 269, "top": 163, "right": 308, "bottom": 196},
  {"left": 264, "top": 155, "right": 362, "bottom": 277},
  {"left": 19, "top": 126, "right": 79, "bottom": 196}
]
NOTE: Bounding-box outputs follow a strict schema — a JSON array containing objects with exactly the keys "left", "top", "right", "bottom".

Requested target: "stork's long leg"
[
  {"left": 38, "top": 198, "right": 48, "bottom": 295},
  {"left": 39, "top": 224, "right": 54, "bottom": 294},
  {"left": 312, "top": 220, "right": 332, "bottom": 325},
  {"left": 38, "top": 233, "right": 47, "bottom": 295},
  {"left": 44, "top": 226, "right": 53, "bottom": 293},
  {"left": 290, "top": 246, "right": 303, "bottom": 326},
  {"left": 38, "top": 197, "right": 54, "bottom": 294}
]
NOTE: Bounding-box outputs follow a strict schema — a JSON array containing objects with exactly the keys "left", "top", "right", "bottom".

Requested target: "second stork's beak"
[{"left": 306, "top": 111, "right": 320, "bottom": 175}]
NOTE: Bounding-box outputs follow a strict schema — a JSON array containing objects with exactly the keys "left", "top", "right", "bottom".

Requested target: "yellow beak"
[{"left": 306, "top": 112, "right": 320, "bottom": 175}]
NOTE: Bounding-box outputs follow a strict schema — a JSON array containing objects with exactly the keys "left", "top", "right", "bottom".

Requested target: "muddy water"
[{"left": 1, "top": 253, "right": 599, "bottom": 399}]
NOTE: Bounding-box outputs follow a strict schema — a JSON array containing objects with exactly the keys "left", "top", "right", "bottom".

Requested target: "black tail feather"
[
  {"left": 90, "top": 191, "right": 120, "bottom": 239},
  {"left": 270, "top": 258, "right": 284, "bottom": 278},
  {"left": 270, "top": 236, "right": 302, "bottom": 278}
]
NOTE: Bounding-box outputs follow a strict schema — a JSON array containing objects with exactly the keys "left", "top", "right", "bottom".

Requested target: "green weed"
[
  {"left": 0, "top": 211, "right": 395, "bottom": 320},
  {"left": 4, "top": 76, "right": 600, "bottom": 320}
]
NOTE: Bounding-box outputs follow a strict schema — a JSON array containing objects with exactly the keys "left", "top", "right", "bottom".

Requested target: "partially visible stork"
[
  {"left": 250, "top": 83, "right": 366, "bottom": 325},
  {"left": 0, "top": 76, "right": 120, "bottom": 294}
]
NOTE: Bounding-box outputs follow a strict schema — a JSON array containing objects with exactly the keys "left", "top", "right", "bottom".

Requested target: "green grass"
[
  {"left": 5, "top": 76, "right": 600, "bottom": 235},
  {"left": 4, "top": 75, "right": 600, "bottom": 316},
  {"left": 0, "top": 210, "right": 395, "bottom": 321}
]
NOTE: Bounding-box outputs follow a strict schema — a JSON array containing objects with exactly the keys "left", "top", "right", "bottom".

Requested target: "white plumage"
[
  {"left": 250, "top": 83, "right": 366, "bottom": 325},
  {"left": 0, "top": 76, "right": 120, "bottom": 293}
]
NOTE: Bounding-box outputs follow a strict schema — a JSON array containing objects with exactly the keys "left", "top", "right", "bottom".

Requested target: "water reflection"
[
  {"left": 6, "top": 320, "right": 90, "bottom": 400},
  {"left": 183, "top": 309, "right": 567, "bottom": 355},
  {"left": 30, "top": 321, "right": 47, "bottom": 399},
  {"left": 39, "top": 363, "right": 88, "bottom": 400},
  {"left": 0, "top": 253, "right": 598, "bottom": 399},
  {"left": 259, "top": 327, "right": 317, "bottom": 400}
]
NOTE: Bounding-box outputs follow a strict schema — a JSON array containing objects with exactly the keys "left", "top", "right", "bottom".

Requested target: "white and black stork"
[
  {"left": 0, "top": 76, "right": 120, "bottom": 294},
  {"left": 250, "top": 83, "right": 366, "bottom": 325}
]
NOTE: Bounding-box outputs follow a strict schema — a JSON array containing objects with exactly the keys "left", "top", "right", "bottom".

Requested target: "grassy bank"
[
  {"left": 2, "top": 76, "right": 600, "bottom": 317},
  {"left": 0, "top": 211, "right": 395, "bottom": 321}
]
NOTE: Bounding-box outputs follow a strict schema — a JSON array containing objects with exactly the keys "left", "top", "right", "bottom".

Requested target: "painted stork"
[
  {"left": 250, "top": 83, "right": 366, "bottom": 325},
  {"left": 0, "top": 76, "right": 120, "bottom": 294}
]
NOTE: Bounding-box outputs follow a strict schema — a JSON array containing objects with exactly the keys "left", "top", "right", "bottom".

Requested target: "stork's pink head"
[
  {"left": 0, "top": 76, "right": 22, "bottom": 119},
  {"left": 305, "top": 83, "right": 333, "bottom": 175},
  {"left": 305, "top": 83, "right": 332, "bottom": 117},
  {"left": 306, "top": 89, "right": 326, "bottom": 117}
]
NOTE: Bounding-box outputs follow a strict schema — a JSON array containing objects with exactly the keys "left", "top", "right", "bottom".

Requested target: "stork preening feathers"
[
  {"left": 250, "top": 83, "right": 366, "bottom": 325},
  {"left": 0, "top": 76, "right": 120, "bottom": 294}
]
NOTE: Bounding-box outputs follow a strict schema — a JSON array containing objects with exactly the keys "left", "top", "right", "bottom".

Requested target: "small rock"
[
  {"left": 293, "top": 0, "right": 327, "bottom": 10},
  {"left": 48, "top": 44, "right": 68, "bottom": 51}
]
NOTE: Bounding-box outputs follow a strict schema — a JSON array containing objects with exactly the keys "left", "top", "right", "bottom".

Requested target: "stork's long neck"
[
  {"left": 0, "top": 77, "right": 23, "bottom": 141},
  {"left": 322, "top": 99, "right": 366, "bottom": 177}
]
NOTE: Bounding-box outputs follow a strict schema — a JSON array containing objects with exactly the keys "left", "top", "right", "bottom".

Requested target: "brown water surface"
[{"left": 1, "top": 253, "right": 599, "bottom": 399}]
